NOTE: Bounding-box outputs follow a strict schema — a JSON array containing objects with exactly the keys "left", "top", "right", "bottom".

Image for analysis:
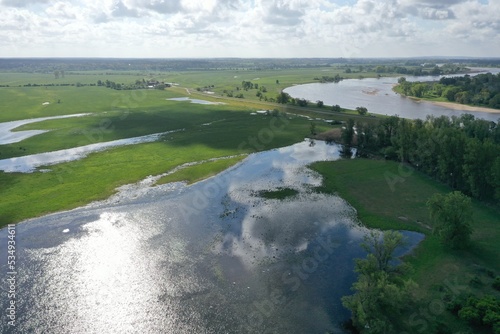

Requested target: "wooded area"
[
  {"left": 397, "top": 72, "right": 500, "bottom": 109},
  {"left": 341, "top": 114, "right": 500, "bottom": 203}
]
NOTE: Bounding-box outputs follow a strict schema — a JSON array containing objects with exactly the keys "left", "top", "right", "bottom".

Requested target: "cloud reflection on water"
[{"left": 0, "top": 140, "right": 423, "bottom": 333}]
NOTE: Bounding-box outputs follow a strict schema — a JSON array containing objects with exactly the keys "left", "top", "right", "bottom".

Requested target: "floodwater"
[
  {"left": 0, "top": 140, "right": 424, "bottom": 333},
  {"left": 0, "top": 114, "right": 90, "bottom": 145},
  {"left": 167, "top": 97, "right": 225, "bottom": 105},
  {"left": 284, "top": 69, "right": 500, "bottom": 121},
  {"left": 0, "top": 130, "right": 182, "bottom": 173}
]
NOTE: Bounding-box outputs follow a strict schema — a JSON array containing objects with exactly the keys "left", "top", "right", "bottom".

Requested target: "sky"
[{"left": 0, "top": 0, "right": 499, "bottom": 58}]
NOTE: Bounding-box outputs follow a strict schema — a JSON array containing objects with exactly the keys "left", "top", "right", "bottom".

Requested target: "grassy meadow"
[
  {"left": 2, "top": 69, "right": 370, "bottom": 226},
  {"left": 311, "top": 159, "right": 500, "bottom": 332}
]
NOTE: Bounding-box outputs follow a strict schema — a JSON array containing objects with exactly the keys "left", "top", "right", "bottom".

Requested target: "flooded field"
[{"left": 0, "top": 140, "right": 423, "bottom": 333}]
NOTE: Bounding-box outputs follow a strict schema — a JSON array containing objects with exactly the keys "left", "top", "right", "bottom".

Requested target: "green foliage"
[
  {"left": 350, "top": 114, "right": 500, "bottom": 203},
  {"left": 427, "top": 191, "right": 473, "bottom": 249},
  {"left": 360, "top": 231, "right": 407, "bottom": 273},
  {"left": 341, "top": 118, "right": 355, "bottom": 146},
  {"left": 457, "top": 295, "right": 500, "bottom": 332},
  {"left": 312, "top": 158, "right": 500, "bottom": 333},
  {"left": 493, "top": 277, "right": 500, "bottom": 291},
  {"left": 316, "top": 74, "right": 343, "bottom": 83},
  {"left": 241, "top": 80, "right": 254, "bottom": 90},
  {"left": 295, "top": 98, "right": 308, "bottom": 107},
  {"left": 356, "top": 106, "right": 368, "bottom": 115},
  {"left": 342, "top": 231, "right": 417, "bottom": 333},
  {"left": 331, "top": 104, "right": 341, "bottom": 112},
  {"left": 398, "top": 72, "right": 500, "bottom": 109},
  {"left": 276, "top": 91, "right": 291, "bottom": 104},
  {"left": 310, "top": 122, "right": 317, "bottom": 135}
]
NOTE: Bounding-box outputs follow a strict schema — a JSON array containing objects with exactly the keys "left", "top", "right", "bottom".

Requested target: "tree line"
[
  {"left": 397, "top": 72, "right": 500, "bottom": 109},
  {"left": 97, "top": 79, "right": 170, "bottom": 90},
  {"left": 341, "top": 114, "right": 500, "bottom": 203}
]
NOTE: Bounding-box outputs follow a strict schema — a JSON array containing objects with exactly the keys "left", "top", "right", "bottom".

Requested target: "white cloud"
[{"left": 0, "top": 0, "right": 498, "bottom": 57}]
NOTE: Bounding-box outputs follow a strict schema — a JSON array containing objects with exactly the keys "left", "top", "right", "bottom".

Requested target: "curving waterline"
[
  {"left": 0, "top": 129, "right": 183, "bottom": 173},
  {"left": 0, "top": 113, "right": 91, "bottom": 145}
]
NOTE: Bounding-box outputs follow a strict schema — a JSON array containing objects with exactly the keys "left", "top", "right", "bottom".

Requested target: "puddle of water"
[
  {"left": 0, "top": 113, "right": 90, "bottom": 145},
  {"left": 0, "top": 129, "right": 182, "bottom": 173},
  {"left": 167, "top": 97, "right": 225, "bottom": 105},
  {"left": 0, "top": 140, "right": 424, "bottom": 333}
]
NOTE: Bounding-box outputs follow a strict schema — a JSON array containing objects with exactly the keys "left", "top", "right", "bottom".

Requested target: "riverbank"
[
  {"left": 427, "top": 100, "right": 500, "bottom": 114},
  {"left": 310, "top": 158, "right": 500, "bottom": 333},
  {"left": 405, "top": 94, "right": 500, "bottom": 114}
]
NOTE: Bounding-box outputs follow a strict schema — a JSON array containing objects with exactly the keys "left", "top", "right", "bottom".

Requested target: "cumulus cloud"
[
  {"left": 1, "top": 0, "right": 51, "bottom": 7},
  {"left": 112, "top": 1, "right": 141, "bottom": 18},
  {"left": 137, "top": 0, "right": 183, "bottom": 14},
  {"left": 397, "top": 0, "right": 464, "bottom": 20},
  {"left": 0, "top": 0, "right": 497, "bottom": 57},
  {"left": 263, "top": 1, "right": 305, "bottom": 26}
]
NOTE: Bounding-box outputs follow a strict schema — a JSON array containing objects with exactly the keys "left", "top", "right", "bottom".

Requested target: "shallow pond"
[
  {"left": 0, "top": 113, "right": 90, "bottom": 145},
  {"left": 0, "top": 140, "right": 424, "bottom": 333},
  {"left": 167, "top": 97, "right": 225, "bottom": 105}
]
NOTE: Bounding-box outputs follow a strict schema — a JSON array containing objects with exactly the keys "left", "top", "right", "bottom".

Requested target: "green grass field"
[
  {"left": 3, "top": 70, "right": 360, "bottom": 226},
  {"left": 311, "top": 159, "right": 500, "bottom": 332}
]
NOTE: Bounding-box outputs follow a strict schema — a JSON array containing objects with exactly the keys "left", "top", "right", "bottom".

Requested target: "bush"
[{"left": 493, "top": 277, "right": 500, "bottom": 291}]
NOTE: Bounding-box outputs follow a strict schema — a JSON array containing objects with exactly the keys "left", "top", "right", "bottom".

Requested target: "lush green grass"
[
  {"left": 311, "top": 158, "right": 500, "bottom": 332},
  {"left": 0, "top": 69, "right": 388, "bottom": 227},
  {"left": 0, "top": 71, "right": 156, "bottom": 86},
  {"left": 0, "top": 113, "right": 310, "bottom": 226}
]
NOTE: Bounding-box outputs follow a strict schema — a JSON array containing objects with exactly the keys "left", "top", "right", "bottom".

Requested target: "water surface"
[
  {"left": 167, "top": 97, "right": 225, "bottom": 105},
  {"left": 0, "top": 114, "right": 90, "bottom": 145},
  {"left": 284, "top": 69, "right": 500, "bottom": 121},
  {"left": 0, "top": 140, "right": 424, "bottom": 333},
  {"left": 0, "top": 130, "right": 182, "bottom": 173}
]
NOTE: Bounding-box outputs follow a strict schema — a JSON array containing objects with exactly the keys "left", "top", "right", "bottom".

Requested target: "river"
[
  {"left": 0, "top": 140, "right": 423, "bottom": 333},
  {"left": 284, "top": 68, "right": 500, "bottom": 121}
]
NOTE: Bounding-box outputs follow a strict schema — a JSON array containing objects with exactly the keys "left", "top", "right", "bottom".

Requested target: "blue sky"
[{"left": 0, "top": 0, "right": 499, "bottom": 58}]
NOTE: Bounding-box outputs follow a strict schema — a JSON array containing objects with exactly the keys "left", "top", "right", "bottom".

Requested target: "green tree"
[
  {"left": 316, "top": 100, "right": 324, "bottom": 108},
  {"left": 491, "top": 157, "right": 500, "bottom": 201},
  {"left": 458, "top": 295, "right": 500, "bottom": 332},
  {"left": 356, "top": 106, "right": 368, "bottom": 116},
  {"left": 331, "top": 104, "right": 341, "bottom": 112},
  {"left": 442, "top": 86, "right": 460, "bottom": 102},
  {"left": 296, "top": 98, "right": 308, "bottom": 107},
  {"left": 411, "top": 83, "right": 427, "bottom": 98},
  {"left": 276, "top": 91, "right": 291, "bottom": 104},
  {"left": 342, "top": 231, "right": 417, "bottom": 333},
  {"left": 426, "top": 191, "right": 473, "bottom": 249},
  {"left": 359, "top": 231, "right": 407, "bottom": 273},
  {"left": 310, "top": 122, "right": 317, "bottom": 135},
  {"left": 341, "top": 118, "right": 355, "bottom": 146},
  {"left": 463, "top": 138, "right": 498, "bottom": 200}
]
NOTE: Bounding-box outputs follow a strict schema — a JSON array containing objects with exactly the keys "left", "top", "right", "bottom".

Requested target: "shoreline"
[
  {"left": 425, "top": 100, "right": 500, "bottom": 114},
  {"left": 395, "top": 85, "right": 500, "bottom": 115}
]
